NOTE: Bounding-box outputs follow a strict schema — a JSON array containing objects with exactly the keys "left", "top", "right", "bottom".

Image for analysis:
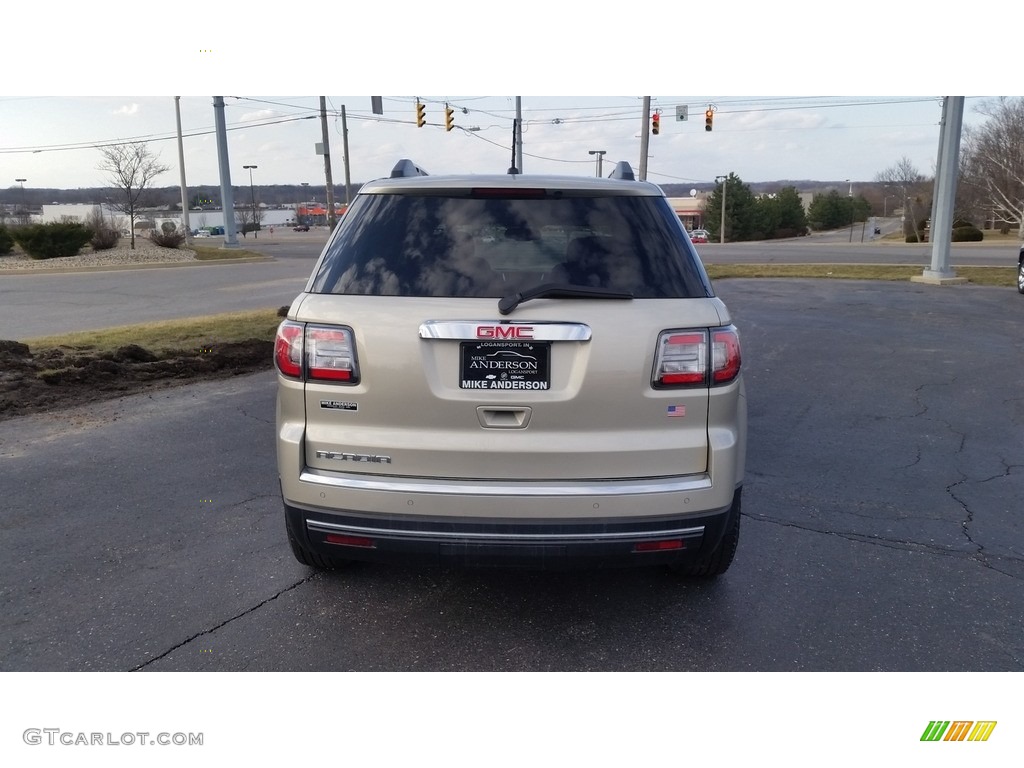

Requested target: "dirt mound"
[{"left": 0, "top": 339, "right": 274, "bottom": 421}]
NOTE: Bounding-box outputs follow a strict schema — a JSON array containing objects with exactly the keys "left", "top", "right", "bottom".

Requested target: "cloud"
[
  {"left": 112, "top": 103, "right": 139, "bottom": 116},
  {"left": 238, "top": 109, "right": 279, "bottom": 123}
]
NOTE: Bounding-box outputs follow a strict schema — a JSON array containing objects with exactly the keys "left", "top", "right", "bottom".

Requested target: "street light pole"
[
  {"left": 243, "top": 165, "right": 258, "bottom": 239},
  {"left": 715, "top": 175, "right": 728, "bottom": 244},
  {"left": 15, "top": 178, "right": 26, "bottom": 220},
  {"left": 588, "top": 150, "right": 606, "bottom": 178},
  {"left": 846, "top": 179, "right": 854, "bottom": 243},
  {"left": 300, "top": 182, "right": 310, "bottom": 226}
]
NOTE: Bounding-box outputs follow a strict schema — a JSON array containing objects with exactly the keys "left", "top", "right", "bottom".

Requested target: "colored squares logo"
[{"left": 921, "top": 721, "right": 997, "bottom": 742}]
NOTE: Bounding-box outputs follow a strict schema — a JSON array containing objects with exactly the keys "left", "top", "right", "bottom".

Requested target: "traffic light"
[
  {"left": 416, "top": 101, "right": 426, "bottom": 128},
  {"left": 445, "top": 105, "right": 454, "bottom": 132},
  {"left": 705, "top": 108, "right": 714, "bottom": 132},
  {"left": 651, "top": 112, "right": 660, "bottom": 135}
]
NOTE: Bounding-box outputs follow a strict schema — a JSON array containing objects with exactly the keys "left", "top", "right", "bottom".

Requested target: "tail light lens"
[
  {"left": 712, "top": 327, "right": 742, "bottom": 384},
  {"left": 273, "top": 321, "right": 360, "bottom": 384},
  {"left": 653, "top": 326, "right": 740, "bottom": 388},
  {"left": 306, "top": 325, "right": 358, "bottom": 382},
  {"left": 653, "top": 331, "right": 707, "bottom": 387},
  {"left": 275, "top": 321, "right": 303, "bottom": 378}
]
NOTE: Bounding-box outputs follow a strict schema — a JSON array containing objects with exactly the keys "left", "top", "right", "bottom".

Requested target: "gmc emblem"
[{"left": 477, "top": 325, "right": 534, "bottom": 339}]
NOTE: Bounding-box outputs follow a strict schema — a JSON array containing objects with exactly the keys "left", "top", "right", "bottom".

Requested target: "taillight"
[
  {"left": 275, "top": 321, "right": 303, "bottom": 378},
  {"left": 653, "top": 326, "right": 741, "bottom": 388},
  {"left": 712, "top": 327, "right": 742, "bottom": 384},
  {"left": 653, "top": 331, "right": 707, "bottom": 387},
  {"left": 274, "top": 321, "right": 360, "bottom": 384},
  {"left": 306, "top": 325, "right": 359, "bottom": 383}
]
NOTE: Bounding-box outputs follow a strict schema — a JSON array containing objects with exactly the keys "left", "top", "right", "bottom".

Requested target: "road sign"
[{"left": 676, "top": 105, "right": 688, "bottom": 121}]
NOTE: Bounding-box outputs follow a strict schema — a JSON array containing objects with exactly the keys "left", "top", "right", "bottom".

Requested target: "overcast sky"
[
  {"left": 0, "top": 95, "right": 995, "bottom": 192},
  {"left": 1, "top": 4, "right": 1015, "bottom": 193}
]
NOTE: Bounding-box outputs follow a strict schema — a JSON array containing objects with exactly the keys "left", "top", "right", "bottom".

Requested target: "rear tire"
[
  {"left": 286, "top": 514, "right": 351, "bottom": 571},
  {"left": 1017, "top": 259, "right": 1024, "bottom": 294},
  {"left": 671, "top": 489, "right": 741, "bottom": 577}
]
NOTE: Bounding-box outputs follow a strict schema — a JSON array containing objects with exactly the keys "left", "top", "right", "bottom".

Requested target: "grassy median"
[
  {"left": 22, "top": 309, "right": 282, "bottom": 354},
  {"left": 191, "top": 245, "right": 267, "bottom": 261},
  {"left": 704, "top": 263, "right": 1016, "bottom": 287}
]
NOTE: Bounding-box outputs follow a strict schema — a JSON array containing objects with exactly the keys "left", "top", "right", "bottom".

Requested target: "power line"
[{"left": 0, "top": 113, "right": 318, "bottom": 156}]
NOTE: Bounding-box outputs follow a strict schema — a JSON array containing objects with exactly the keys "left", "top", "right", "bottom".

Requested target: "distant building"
[
  {"left": 38, "top": 204, "right": 299, "bottom": 234},
  {"left": 666, "top": 196, "right": 707, "bottom": 231},
  {"left": 295, "top": 202, "right": 348, "bottom": 226},
  {"left": 39, "top": 203, "right": 117, "bottom": 224}
]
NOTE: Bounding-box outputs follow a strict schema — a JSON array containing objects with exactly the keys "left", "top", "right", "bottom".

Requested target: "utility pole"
[
  {"left": 213, "top": 96, "right": 238, "bottom": 247},
  {"left": 639, "top": 97, "right": 651, "bottom": 181},
  {"left": 174, "top": 97, "right": 191, "bottom": 245},
  {"left": 341, "top": 105, "right": 352, "bottom": 206},
  {"left": 515, "top": 97, "right": 523, "bottom": 174},
  {"left": 588, "top": 150, "right": 606, "bottom": 178},
  {"left": 716, "top": 175, "right": 728, "bottom": 244},
  {"left": 244, "top": 165, "right": 258, "bottom": 239},
  {"left": 914, "top": 96, "right": 967, "bottom": 285},
  {"left": 320, "top": 97, "right": 337, "bottom": 229}
]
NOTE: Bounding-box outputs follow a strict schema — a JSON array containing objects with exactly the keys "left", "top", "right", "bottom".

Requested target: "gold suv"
[{"left": 275, "top": 160, "right": 746, "bottom": 574}]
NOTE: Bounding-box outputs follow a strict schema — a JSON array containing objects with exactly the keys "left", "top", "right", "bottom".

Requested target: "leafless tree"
[
  {"left": 960, "top": 97, "right": 1024, "bottom": 233},
  {"left": 234, "top": 205, "right": 265, "bottom": 238},
  {"left": 875, "top": 156, "right": 930, "bottom": 241},
  {"left": 97, "top": 142, "right": 170, "bottom": 249},
  {"left": 235, "top": 206, "right": 254, "bottom": 238}
]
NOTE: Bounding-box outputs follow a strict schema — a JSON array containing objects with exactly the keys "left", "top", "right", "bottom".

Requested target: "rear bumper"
[{"left": 284, "top": 489, "right": 740, "bottom": 569}]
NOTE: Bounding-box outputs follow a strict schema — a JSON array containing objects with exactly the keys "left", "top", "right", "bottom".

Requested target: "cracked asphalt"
[{"left": 1, "top": 279, "right": 1021, "bottom": 671}]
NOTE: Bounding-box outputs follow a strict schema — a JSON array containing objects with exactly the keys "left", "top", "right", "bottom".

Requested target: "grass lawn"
[{"left": 23, "top": 309, "right": 281, "bottom": 354}]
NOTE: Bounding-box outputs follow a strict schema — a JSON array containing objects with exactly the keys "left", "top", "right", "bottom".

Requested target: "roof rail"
[
  {"left": 608, "top": 161, "right": 635, "bottom": 181},
  {"left": 390, "top": 159, "right": 429, "bottom": 178}
]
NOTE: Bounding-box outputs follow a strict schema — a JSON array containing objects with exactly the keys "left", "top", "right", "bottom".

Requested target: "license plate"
[{"left": 459, "top": 341, "right": 551, "bottom": 391}]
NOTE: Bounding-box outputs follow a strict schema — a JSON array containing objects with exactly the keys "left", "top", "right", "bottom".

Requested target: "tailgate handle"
[{"left": 477, "top": 407, "right": 532, "bottom": 429}]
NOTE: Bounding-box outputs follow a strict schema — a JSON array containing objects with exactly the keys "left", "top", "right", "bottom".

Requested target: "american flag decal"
[{"left": 666, "top": 405, "right": 686, "bottom": 417}]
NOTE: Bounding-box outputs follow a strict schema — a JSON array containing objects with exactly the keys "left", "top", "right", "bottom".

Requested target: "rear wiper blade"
[{"left": 498, "top": 283, "right": 633, "bottom": 315}]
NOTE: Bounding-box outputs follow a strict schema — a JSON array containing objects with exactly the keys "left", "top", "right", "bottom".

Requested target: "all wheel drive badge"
[{"left": 320, "top": 400, "right": 358, "bottom": 411}]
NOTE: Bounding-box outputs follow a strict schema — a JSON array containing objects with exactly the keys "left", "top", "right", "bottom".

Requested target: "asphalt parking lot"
[{"left": 0, "top": 278, "right": 1021, "bottom": 671}]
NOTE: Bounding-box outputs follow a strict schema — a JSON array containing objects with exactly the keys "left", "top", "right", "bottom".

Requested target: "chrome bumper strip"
[
  {"left": 298, "top": 468, "right": 712, "bottom": 497},
  {"left": 306, "top": 517, "right": 706, "bottom": 543}
]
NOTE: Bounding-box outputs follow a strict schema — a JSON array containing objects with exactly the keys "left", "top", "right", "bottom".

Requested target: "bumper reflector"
[
  {"left": 633, "top": 539, "right": 685, "bottom": 553},
  {"left": 325, "top": 533, "right": 375, "bottom": 548}
]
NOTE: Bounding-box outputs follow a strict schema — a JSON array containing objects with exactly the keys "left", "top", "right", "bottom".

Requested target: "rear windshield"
[{"left": 309, "top": 191, "right": 713, "bottom": 299}]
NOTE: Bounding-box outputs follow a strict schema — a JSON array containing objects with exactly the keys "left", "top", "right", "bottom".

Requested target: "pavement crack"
[
  {"left": 749, "top": 513, "right": 1024, "bottom": 577},
  {"left": 129, "top": 575, "right": 317, "bottom": 671},
  {"left": 896, "top": 446, "right": 922, "bottom": 470},
  {"left": 236, "top": 404, "right": 274, "bottom": 425}
]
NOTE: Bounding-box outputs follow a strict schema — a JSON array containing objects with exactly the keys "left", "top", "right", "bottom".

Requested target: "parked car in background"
[
  {"left": 294, "top": 224, "right": 310, "bottom": 232},
  {"left": 1018, "top": 244, "right": 1024, "bottom": 294},
  {"left": 689, "top": 229, "right": 709, "bottom": 244},
  {"left": 275, "top": 158, "right": 747, "bottom": 576}
]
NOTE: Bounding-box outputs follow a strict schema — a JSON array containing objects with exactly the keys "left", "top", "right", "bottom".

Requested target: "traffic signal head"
[
  {"left": 705, "top": 108, "right": 714, "bottom": 132},
  {"left": 416, "top": 102, "right": 426, "bottom": 128},
  {"left": 651, "top": 112, "right": 660, "bottom": 136},
  {"left": 445, "top": 105, "right": 454, "bottom": 132}
]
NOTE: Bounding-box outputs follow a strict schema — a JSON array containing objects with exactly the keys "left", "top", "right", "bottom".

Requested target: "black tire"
[
  {"left": 1017, "top": 258, "right": 1024, "bottom": 294},
  {"left": 286, "top": 516, "right": 351, "bottom": 571},
  {"left": 671, "top": 489, "right": 741, "bottom": 578}
]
